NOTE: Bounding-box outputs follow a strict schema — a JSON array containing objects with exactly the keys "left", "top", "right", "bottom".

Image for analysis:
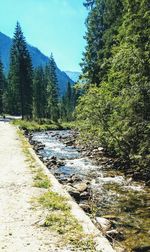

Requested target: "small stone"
[
  {"left": 106, "top": 229, "right": 124, "bottom": 241},
  {"left": 98, "top": 147, "right": 104, "bottom": 151},
  {"left": 96, "top": 217, "right": 111, "bottom": 232},
  {"left": 80, "top": 191, "right": 90, "bottom": 200},
  {"left": 79, "top": 203, "right": 91, "bottom": 212},
  {"left": 73, "top": 182, "right": 88, "bottom": 193},
  {"left": 114, "top": 246, "right": 126, "bottom": 252}
]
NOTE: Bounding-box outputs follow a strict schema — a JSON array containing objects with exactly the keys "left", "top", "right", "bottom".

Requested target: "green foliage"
[
  {"left": 77, "top": 0, "right": 150, "bottom": 179},
  {"left": 45, "top": 54, "right": 59, "bottom": 122},
  {"left": 33, "top": 67, "right": 47, "bottom": 119},
  {"left": 7, "top": 22, "right": 33, "bottom": 118},
  {"left": 81, "top": 0, "right": 123, "bottom": 85},
  {"left": 60, "top": 82, "right": 75, "bottom": 122}
]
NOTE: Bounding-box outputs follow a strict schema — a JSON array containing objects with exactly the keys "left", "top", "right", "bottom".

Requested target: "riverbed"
[{"left": 31, "top": 130, "right": 150, "bottom": 252}]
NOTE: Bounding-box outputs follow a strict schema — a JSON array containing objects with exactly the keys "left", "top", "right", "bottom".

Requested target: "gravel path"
[{"left": 0, "top": 122, "right": 70, "bottom": 252}]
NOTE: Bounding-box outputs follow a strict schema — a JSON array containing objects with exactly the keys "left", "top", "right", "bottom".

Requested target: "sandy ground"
[{"left": 0, "top": 122, "right": 71, "bottom": 252}]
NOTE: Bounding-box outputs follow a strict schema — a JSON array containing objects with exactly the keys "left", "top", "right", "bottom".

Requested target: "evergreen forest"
[{"left": 0, "top": 22, "right": 75, "bottom": 122}]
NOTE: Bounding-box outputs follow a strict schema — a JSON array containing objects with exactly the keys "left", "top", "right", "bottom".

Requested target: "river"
[{"left": 32, "top": 130, "right": 150, "bottom": 252}]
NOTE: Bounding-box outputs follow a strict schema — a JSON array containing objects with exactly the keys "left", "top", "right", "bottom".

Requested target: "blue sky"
[{"left": 0, "top": 0, "right": 88, "bottom": 71}]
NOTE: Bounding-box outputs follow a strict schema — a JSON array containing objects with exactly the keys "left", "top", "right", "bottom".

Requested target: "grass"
[
  {"left": 16, "top": 127, "right": 96, "bottom": 251},
  {"left": 12, "top": 119, "right": 62, "bottom": 131},
  {"left": 33, "top": 169, "right": 51, "bottom": 189},
  {"left": 36, "top": 191, "right": 95, "bottom": 251},
  {"left": 37, "top": 191, "right": 70, "bottom": 211},
  {"left": 12, "top": 118, "right": 79, "bottom": 132}
]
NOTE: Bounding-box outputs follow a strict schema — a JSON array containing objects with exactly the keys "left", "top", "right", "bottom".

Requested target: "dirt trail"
[{"left": 0, "top": 122, "right": 70, "bottom": 252}]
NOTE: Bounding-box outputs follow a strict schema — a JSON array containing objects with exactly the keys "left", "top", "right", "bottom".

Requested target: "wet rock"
[
  {"left": 51, "top": 133, "right": 59, "bottom": 137},
  {"left": 64, "top": 185, "right": 80, "bottom": 200},
  {"left": 54, "top": 172, "right": 61, "bottom": 177},
  {"left": 57, "top": 160, "right": 65, "bottom": 167},
  {"left": 79, "top": 203, "right": 91, "bottom": 212},
  {"left": 34, "top": 143, "right": 45, "bottom": 151},
  {"left": 98, "top": 147, "right": 104, "bottom": 151},
  {"left": 67, "top": 174, "right": 82, "bottom": 183},
  {"left": 64, "top": 140, "right": 75, "bottom": 146},
  {"left": 106, "top": 229, "right": 125, "bottom": 241},
  {"left": 74, "top": 182, "right": 88, "bottom": 193},
  {"left": 38, "top": 155, "right": 43, "bottom": 160},
  {"left": 133, "top": 246, "right": 150, "bottom": 252},
  {"left": 145, "top": 180, "right": 150, "bottom": 186},
  {"left": 132, "top": 171, "right": 141, "bottom": 180},
  {"left": 102, "top": 215, "right": 120, "bottom": 222},
  {"left": 46, "top": 156, "right": 58, "bottom": 167},
  {"left": 114, "top": 246, "right": 126, "bottom": 252},
  {"left": 43, "top": 157, "right": 48, "bottom": 162},
  {"left": 96, "top": 217, "right": 111, "bottom": 232},
  {"left": 86, "top": 151, "right": 91, "bottom": 157},
  {"left": 80, "top": 191, "right": 90, "bottom": 200},
  {"left": 58, "top": 177, "right": 68, "bottom": 184}
]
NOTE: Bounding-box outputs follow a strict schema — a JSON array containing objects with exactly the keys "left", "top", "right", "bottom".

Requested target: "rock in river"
[
  {"left": 64, "top": 185, "right": 80, "bottom": 200},
  {"left": 73, "top": 182, "right": 88, "bottom": 192},
  {"left": 96, "top": 217, "right": 111, "bottom": 232},
  {"left": 79, "top": 203, "right": 91, "bottom": 213}
]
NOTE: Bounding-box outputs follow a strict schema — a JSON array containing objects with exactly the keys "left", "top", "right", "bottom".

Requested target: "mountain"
[
  {"left": 0, "top": 32, "right": 74, "bottom": 95},
  {"left": 65, "top": 71, "right": 81, "bottom": 83}
]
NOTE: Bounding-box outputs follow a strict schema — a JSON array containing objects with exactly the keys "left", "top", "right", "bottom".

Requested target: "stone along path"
[{"left": 0, "top": 122, "right": 70, "bottom": 252}]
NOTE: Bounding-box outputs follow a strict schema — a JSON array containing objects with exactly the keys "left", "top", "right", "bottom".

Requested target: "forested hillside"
[
  {"left": 76, "top": 0, "right": 150, "bottom": 181},
  {"left": 0, "top": 23, "right": 76, "bottom": 121},
  {"left": 0, "top": 31, "right": 74, "bottom": 95}
]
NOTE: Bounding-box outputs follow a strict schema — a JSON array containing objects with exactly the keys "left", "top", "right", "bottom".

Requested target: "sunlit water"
[{"left": 32, "top": 131, "right": 150, "bottom": 252}]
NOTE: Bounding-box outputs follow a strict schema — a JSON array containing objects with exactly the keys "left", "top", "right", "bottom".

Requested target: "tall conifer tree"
[
  {"left": 8, "top": 22, "right": 33, "bottom": 118},
  {"left": 46, "top": 54, "right": 59, "bottom": 122},
  {"left": 0, "top": 59, "right": 4, "bottom": 114},
  {"left": 33, "top": 67, "right": 46, "bottom": 119},
  {"left": 81, "top": 0, "right": 123, "bottom": 85}
]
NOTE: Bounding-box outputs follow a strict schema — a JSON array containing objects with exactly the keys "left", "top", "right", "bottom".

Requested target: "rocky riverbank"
[
  {"left": 56, "top": 130, "right": 150, "bottom": 186},
  {"left": 25, "top": 130, "right": 150, "bottom": 252}
]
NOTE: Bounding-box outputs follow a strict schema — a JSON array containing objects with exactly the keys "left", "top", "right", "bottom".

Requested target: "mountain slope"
[
  {"left": 65, "top": 71, "right": 81, "bottom": 83},
  {"left": 0, "top": 32, "right": 74, "bottom": 95}
]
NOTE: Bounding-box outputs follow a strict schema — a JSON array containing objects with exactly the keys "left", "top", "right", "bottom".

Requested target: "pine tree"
[
  {"left": 81, "top": 0, "right": 123, "bottom": 85},
  {"left": 46, "top": 54, "right": 59, "bottom": 122},
  {"left": 33, "top": 67, "right": 47, "bottom": 119},
  {"left": 8, "top": 22, "right": 33, "bottom": 118},
  {"left": 83, "top": 0, "right": 95, "bottom": 9},
  {"left": 64, "top": 82, "right": 73, "bottom": 121},
  {"left": 60, "top": 82, "right": 76, "bottom": 122},
  {"left": 0, "top": 59, "right": 4, "bottom": 114},
  {"left": 59, "top": 95, "right": 67, "bottom": 121}
]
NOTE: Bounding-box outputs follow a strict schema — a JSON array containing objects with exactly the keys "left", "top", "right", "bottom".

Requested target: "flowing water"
[{"left": 32, "top": 130, "right": 150, "bottom": 252}]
